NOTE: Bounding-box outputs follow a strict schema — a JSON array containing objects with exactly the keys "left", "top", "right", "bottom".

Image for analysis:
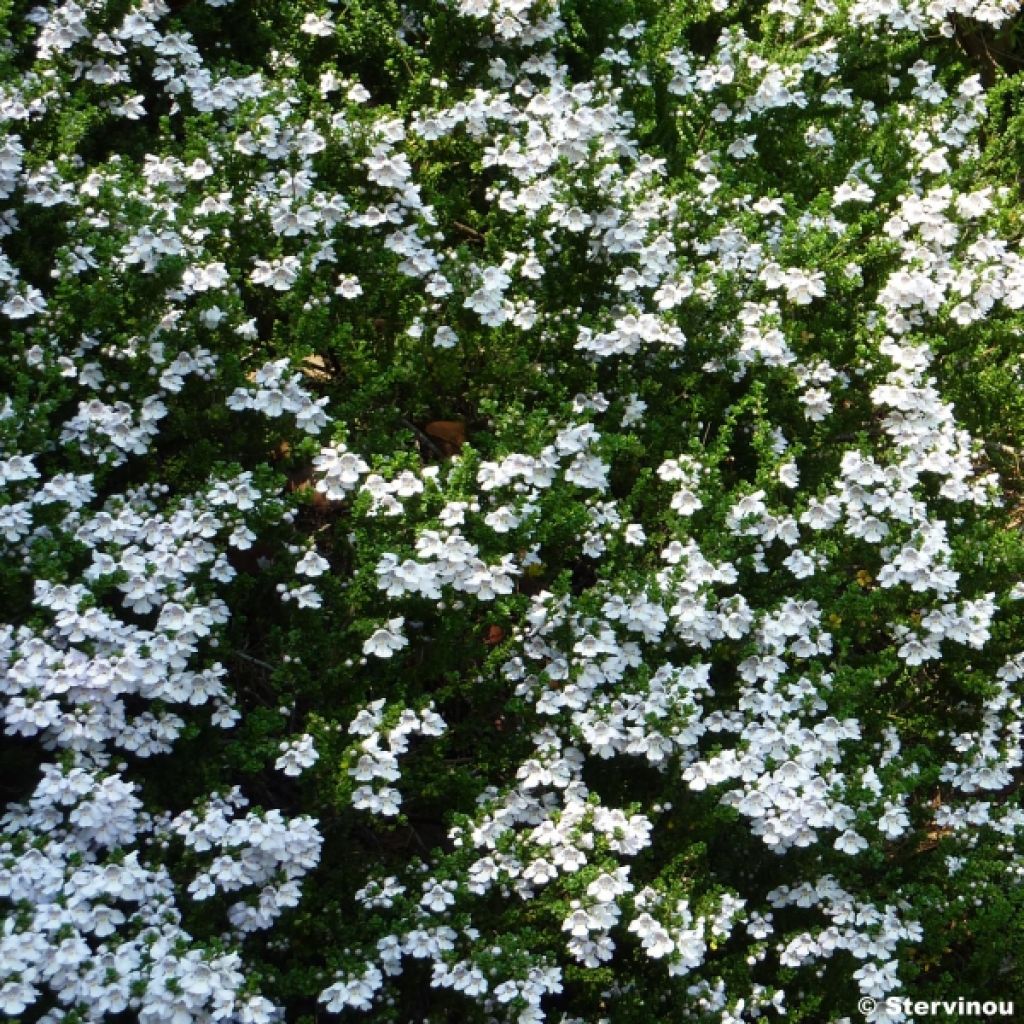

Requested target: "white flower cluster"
[
  {"left": 450, "top": 0, "right": 564, "bottom": 44},
  {"left": 313, "top": 441, "right": 371, "bottom": 500},
  {"left": 59, "top": 394, "right": 169, "bottom": 466},
  {"left": 1, "top": 471, "right": 278, "bottom": 757},
  {"left": 376, "top": 529, "right": 519, "bottom": 602},
  {"left": 275, "top": 732, "right": 319, "bottom": 776},
  {"left": 0, "top": 765, "right": 277, "bottom": 1023},
  {"left": 169, "top": 790, "right": 322, "bottom": 933},
  {"left": 347, "top": 699, "right": 447, "bottom": 817},
  {"left": 851, "top": 0, "right": 1020, "bottom": 32},
  {"left": 227, "top": 357, "right": 330, "bottom": 435},
  {"left": 768, "top": 876, "right": 922, "bottom": 1009},
  {"left": 658, "top": 454, "right": 708, "bottom": 516},
  {"left": 478, "top": 422, "right": 611, "bottom": 496}
]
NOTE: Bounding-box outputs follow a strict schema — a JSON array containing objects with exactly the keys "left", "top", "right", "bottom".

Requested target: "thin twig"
[
  {"left": 400, "top": 416, "right": 445, "bottom": 460},
  {"left": 453, "top": 220, "right": 485, "bottom": 242},
  {"left": 232, "top": 650, "right": 276, "bottom": 673}
]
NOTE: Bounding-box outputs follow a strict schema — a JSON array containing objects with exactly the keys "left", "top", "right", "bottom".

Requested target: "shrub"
[{"left": 2, "top": 1, "right": 1024, "bottom": 1022}]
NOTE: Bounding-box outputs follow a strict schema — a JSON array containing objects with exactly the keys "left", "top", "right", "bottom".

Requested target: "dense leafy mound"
[{"left": 4, "top": 1, "right": 1024, "bottom": 1022}]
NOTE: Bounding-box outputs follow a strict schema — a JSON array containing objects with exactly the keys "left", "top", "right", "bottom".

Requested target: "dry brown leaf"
[
  {"left": 302, "top": 355, "right": 331, "bottom": 382},
  {"left": 424, "top": 420, "right": 466, "bottom": 456}
]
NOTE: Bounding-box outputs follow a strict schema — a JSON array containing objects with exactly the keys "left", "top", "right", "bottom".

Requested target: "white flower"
[
  {"left": 335, "top": 274, "right": 363, "bottom": 298},
  {"left": 314, "top": 443, "right": 369, "bottom": 499},
  {"left": 834, "top": 829, "right": 868, "bottom": 855},
  {"left": 782, "top": 268, "right": 826, "bottom": 305},
  {"left": 778, "top": 462, "right": 799, "bottom": 488},
  {"left": 433, "top": 326, "right": 458, "bottom": 349},
  {"left": 878, "top": 803, "right": 910, "bottom": 839},
  {"left": 624, "top": 523, "right": 646, "bottom": 546},
  {"left": 363, "top": 618, "right": 409, "bottom": 659},
  {"left": 3, "top": 287, "right": 46, "bottom": 318},
  {"left": 295, "top": 549, "right": 330, "bottom": 577},
  {"left": 628, "top": 913, "right": 675, "bottom": 958},
  {"left": 0, "top": 981, "right": 38, "bottom": 1015},
  {"left": 833, "top": 181, "right": 875, "bottom": 205},
  {"left": 250, "top": 256, "right": 300, "bottom": 290},
  {"left": 421, "top": 880, "right": 457, "bottom": 912},
  {"left": 301, "top": 12, "right": 335, "bottom": 36},
  {"left": 276, "top": 734, "right": 319, "bottom": 776}
]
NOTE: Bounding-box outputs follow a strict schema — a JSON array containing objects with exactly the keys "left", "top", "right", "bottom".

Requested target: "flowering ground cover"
[{"left": 4, "top": 1, "right": 1024, "bottom": 1021}]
